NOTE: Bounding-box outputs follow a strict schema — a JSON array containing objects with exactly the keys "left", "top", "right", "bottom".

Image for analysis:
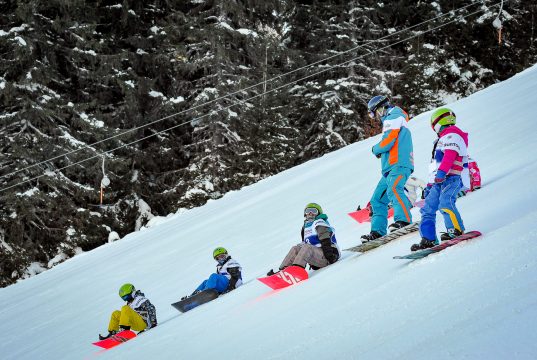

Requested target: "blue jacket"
[{"left": 372, "top": 106, "right": 414, "bottom": 175}]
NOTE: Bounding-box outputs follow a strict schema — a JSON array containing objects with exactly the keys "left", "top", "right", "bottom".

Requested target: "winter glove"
[
  {"left": 422, "top": 185, "right": 432, "bottom": 199},
  {"left": 322, "top": 245, "right": 339, "bottom": 264},
  {"left": 320, "top": 239, "right": 339, "bottom": 264},
  {"left": 227, "top": 267, "right": 241, "bottom": 290},
  {"left": 372, "top": 146, "right": 381, "bottom": 159},
  {"left": 434, "top": 169, "right": 447, "bottom": 184}
]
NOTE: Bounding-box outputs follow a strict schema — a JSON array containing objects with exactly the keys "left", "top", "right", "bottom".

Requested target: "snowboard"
[
  {"left": 92, "top": 330, "right": 137, "bottom": 350},
  {"left": 171, "top": 289, "right": 219, "bottom": 313},
  {"left": 348, "top": 207, "right": 394, "bottom": 224},
  {"left": 257, "top": 266, "right": 309, "bottom": 290},
  {"left": 345, "top": 222, "right": 420, "bottom": 253},
  {"left": 393, "top": 230, "right": 482, "bottom": 260}
]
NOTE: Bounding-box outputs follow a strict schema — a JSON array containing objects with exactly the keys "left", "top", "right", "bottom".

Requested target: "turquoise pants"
[{"left": 370, "top": 167, "right": 413, "bottom": 236}]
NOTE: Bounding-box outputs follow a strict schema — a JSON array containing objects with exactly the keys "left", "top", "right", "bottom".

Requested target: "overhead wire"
[
  {"left": 0, "top": 0, "right": 491, "bottom": 182},
  {"left": 0, "top": 1, "right": 502, "bottom": 193}
]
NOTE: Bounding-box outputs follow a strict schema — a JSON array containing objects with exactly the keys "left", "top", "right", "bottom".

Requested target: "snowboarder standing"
[
  {"left": 267, "top": 203, "right": 340, "bottom": 275},
  {"left": 182, "top": 247, "right": 242, "bottom": 300},
  {"left": 99, "top": 283, "right": 157, "bottom": 340},
  {"left": 361, "top": 95, "right": 414, "bottom": 241},
  {"left": 411, "top": 108, "right": 469, "bottom": 251}
]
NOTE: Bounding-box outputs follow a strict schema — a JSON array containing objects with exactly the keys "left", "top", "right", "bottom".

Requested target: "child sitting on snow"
[{"left": 99, "top": 283, "right": 157, "bottom": 340}]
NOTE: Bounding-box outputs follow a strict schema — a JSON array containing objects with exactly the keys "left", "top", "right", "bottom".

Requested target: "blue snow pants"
[
  {"left": 195, "top": 273, "right": 229, "bottom": 294},
  {"left": 371, "top": 166, "right": 413, "bottom": 236},
  {"left": 419, "top": 175, "right": 465, "bottom": 242}
]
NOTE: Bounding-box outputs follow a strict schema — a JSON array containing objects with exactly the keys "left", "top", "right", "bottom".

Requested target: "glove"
[
  {"left": 372, "top": 146, "right": 381, "bottom": 159},
  {"left": 320, "top": 240, "right": 339, "bottom": 264},
  {"left": 422, "top": 185, "right": 432, "bottom": 199},
  {"left": 322, "top": 247, "right": 338, "bottom": 264},
  {"left": 434, "top": 169, "right": 447, "bottom": 184}
]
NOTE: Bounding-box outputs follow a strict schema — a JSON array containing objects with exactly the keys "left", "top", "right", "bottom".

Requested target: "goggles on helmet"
[
  {"left": 431, "top": 111, "right": 454, "bottom": 133},
  {"left": 368, "top": 106, "right": 386, "bottom": 120},
  {"left": 304, "top": 207, "right": 320, "bottom": 217},
  {"left": 121, "top": 294, "right": 133, "bottom": 302},
  {"left": 215, "top": 254, "right": 227, "bottom": 263}
]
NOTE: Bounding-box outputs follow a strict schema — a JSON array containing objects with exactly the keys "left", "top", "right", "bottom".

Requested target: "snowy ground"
[{"left": 1, "top": 64, "right": 537, "bottom": 360}]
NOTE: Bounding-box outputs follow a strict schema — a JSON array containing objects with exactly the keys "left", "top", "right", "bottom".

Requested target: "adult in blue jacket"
[{"left": 361, "top": 95, "right": 414, "bottom": 240}]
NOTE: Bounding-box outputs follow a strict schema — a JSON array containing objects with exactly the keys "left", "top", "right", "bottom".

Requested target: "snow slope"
[{"left": 1, "top": 65, "right": 537, "bottom": 360}]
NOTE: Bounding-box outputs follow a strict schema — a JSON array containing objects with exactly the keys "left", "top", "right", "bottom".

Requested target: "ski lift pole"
[
  {"left": 492, "top": 0, "right": 504, "bottom": 45},
  {"left": 100, "top": 156, "right": 110, "bottom": 206}
]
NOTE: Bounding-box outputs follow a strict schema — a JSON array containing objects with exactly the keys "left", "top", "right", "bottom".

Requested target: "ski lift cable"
[
  {"left": 0, "top": 3, "right": 501, "bottom": 194},
  {"left": 0, "top": 0, "right": 494, "bottom": 181}
]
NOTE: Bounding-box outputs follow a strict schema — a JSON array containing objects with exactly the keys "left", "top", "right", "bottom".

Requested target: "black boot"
[
  {"left": 99, "top": 330, "right": 117, "bottom": 340},
  {"left": 267, "top": 269, "right": 277, "bottom": 276},
  {"left": 361, "top": 231, "right": 383, "bottom": 242},
  {"left": 440, "top": 229, "right": 463, "bottom": 241},
  {"left": 389, "top": 221, "right": 410, "bottom": 232},
  {"left": 410, "top": 238, "right": 436, "bottom": 251}
]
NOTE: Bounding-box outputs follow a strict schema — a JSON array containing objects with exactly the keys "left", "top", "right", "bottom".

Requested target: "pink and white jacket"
[{"left": 427, "top": 125, "right": 469, "bottom": 188}]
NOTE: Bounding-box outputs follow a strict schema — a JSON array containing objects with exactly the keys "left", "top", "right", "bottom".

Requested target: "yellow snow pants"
[{"left": 108, "top": 305, "right": 147, "bottom": 332}]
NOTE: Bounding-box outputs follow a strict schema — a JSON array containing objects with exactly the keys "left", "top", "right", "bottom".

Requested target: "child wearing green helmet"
[
  {"left": 181, "top": 247, "right": 242, "bottom": 300},
  {"left": 411, "top": 107, "right": 469, "bottom": 251},
  {"left": 98, "top": 283, "right": 157, "bottom": 340},
  {"left": 266, "top": 203, "right": 340, "bottom": 276}
]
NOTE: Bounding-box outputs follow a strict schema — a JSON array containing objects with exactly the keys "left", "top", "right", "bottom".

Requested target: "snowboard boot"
[
  {"left": 182, "top": 289, "right": 201, "bottom": 300},
  {"left": 410, "top": 238, "right": 436, "bottom": 252},
  {"left": 361, "top": 231, "right": 383, "bottom": 242},
  {"left": 388, "top": 221, "right": 410, "bottom": 232},
  {"left": 266, "top": 269, "right": 277, "bottom": 276},
  {"left": 440, "top": 229, "right": 463, "bottom": 241},
  {"left": 99, "top": 330, "right": 117, "bottom": 340}
]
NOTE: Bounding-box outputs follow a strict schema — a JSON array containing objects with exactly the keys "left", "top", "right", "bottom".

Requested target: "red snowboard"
[
  {"left": 92, "top": 330, "right": 136, "bottom": 349},
  {"left": 257, "top": 266, "right": 309, "bottom": 290},
  {"left": 348, "top": 207, "right": 394, "bottom": 223}
]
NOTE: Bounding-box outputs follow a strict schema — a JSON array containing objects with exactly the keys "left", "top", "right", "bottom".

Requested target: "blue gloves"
[
  {"left": 434, "top": 169, "right": 447, "bottom": 183},
  {"left": 422, "top": 185, "right": 432, "bottom": 199}
]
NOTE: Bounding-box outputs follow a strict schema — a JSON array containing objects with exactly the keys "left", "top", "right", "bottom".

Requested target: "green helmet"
[
  {"left": 304, "top": 203, "right": 323, "bottom": 220},
  {"left": 304, "top": 203, "right": 323, "bottom": 214},
  {"left": 119, "top": 283, "right": 135, "bottom": 299},
  {"left": 213, "top": 247, "right": 228, "bottom": 259},
  {"left": 430, "top": 107, "right": 456, "bottom": 133}
]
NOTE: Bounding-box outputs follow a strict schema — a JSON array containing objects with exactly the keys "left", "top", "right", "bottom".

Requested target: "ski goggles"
[
  {"left": 304, "top": 207, "right": 320, "bottom": 217},
  {"left": 121, "top": 294, "right": 132, "bottom": 301},
  {"left": 431, "top": 111, "right": 454, "bottom": 133},
  {"left": 215, "top": 254, "right": 227, "bottom": 262}
]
